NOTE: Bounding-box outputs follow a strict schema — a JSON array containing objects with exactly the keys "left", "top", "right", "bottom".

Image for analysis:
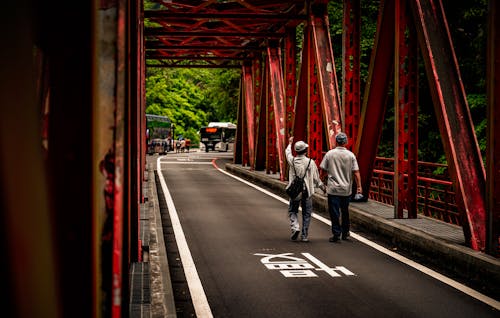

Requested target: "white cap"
[{"left": 294, "top": 141, "right": 308, "bottom": 152}]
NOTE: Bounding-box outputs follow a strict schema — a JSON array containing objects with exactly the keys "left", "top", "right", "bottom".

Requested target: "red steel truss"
[{"left": 144, "top": 0, "right": 496, "bottom": 253}]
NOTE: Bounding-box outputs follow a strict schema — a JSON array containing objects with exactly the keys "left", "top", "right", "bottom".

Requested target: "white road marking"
[
  {"left": 214, "top": 164, "right": 500, "bottom": 310},
  {"left": 156, "top": 156, "right": 214, "bottom": 317}
]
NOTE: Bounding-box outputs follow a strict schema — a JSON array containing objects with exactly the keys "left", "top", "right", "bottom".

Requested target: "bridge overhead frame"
[
  {"left": 1, "top": 0, "right": 499, "bottom": 317},
  {"left": 145, "top": 0, "right": 499, "bottom": 255}
]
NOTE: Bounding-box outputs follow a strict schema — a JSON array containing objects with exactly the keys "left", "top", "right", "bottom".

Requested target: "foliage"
[{"left": 145, "top": 67, "right": 240, "bottom": 145}]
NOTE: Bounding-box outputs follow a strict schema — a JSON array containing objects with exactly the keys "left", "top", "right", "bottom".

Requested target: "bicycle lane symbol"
[{"left": 254, "top": 252, "right": 356, "bottom": 278}]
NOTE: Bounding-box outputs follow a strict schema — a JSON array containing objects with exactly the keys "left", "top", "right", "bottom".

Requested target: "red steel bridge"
[{"left": 1, "top": 0, "right": 499, "bottom": 317}]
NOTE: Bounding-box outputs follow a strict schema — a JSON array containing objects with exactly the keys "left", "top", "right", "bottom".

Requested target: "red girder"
[
  {"left": 145, "top": 0, "right": 307, "bottom": 66},
  {"left": 142, "top": 0, "right": 495, "bottom": 254},
  {"left": 242, "top": 64, "right": 256, "bottom": 168},
  {"left": 394, "top": 0, "right": 418, "bottom": 219},
  {"left": 410, "top": 0, "right": 487, "bottom": 251},
  {"left": 487, "top": 0, "right": 500, "bottom": 256},
  {"left": 342, "top": 0, "right": 361, "bottom": 150}
]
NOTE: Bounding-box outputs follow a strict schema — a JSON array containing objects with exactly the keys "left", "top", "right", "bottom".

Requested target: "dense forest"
[{"left": 145, "top": 0, "right": 488, "bottom": 165}]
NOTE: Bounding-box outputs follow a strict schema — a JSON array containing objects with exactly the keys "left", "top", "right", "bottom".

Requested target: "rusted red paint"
[
  {"left": 284, "top": 28, "right": 297, "bottom": 143},
  {"left": 243, "top": 64, "right": 256, "bottom": 168},
  {"left": 394, "top": 0, "right": 418, "bottom": 219},
  {"left": 410, "top": 0, "right": 486, "bottom": 250},
  {"left": 310, "top": 4, "right": 342, "bottom": 149},
  {"left": 267, "top": 44, "right": 287, "bottom": 180},
  {"left": 354, "top": 0, "right": 395, "bottom": 200},
  {"left": 343, "top": 0, "right": 361, "bottom": 151}
]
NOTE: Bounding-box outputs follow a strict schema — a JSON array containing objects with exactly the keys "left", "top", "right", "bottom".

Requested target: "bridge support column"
[
  {"left": 487, "top": 0, "right": 500, "bottom": 257},
  {"left": 266, "top": 41, "right": 287, "bottom": 180},
  {"left": 242, "top": 62, "right": 256, "bottom": 169},
  {"left": 343, "top": 0, "right": 361, "bottom": 150},
  {"left": 354, "top": 0, "right": 395, "bottom": 200},
  {"left": 394, "top": 0, "right": 418, "bottom": 219},
  {"left": 410, "top": 0, "right": 487, "bottom": 251},
  {"left": 310, "top": 2, "right": 342, "bottom": 149}
]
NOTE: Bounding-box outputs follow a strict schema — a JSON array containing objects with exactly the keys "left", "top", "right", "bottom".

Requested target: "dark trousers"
[{"left": 327, "top": 194, "right": 351, "bottom": 237}]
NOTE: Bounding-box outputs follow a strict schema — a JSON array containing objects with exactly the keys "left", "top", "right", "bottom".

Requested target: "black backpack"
[{"left": 286, "top": 159, "right": 311, "bottom": 200}]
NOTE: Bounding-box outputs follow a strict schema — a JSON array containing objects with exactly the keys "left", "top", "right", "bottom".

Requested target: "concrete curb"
[
  {"left": 225, "top": 163, "right": 500, "bottom": 295},
  {"left": 148, "top": 164, "right": 177, "bottom": 318}
]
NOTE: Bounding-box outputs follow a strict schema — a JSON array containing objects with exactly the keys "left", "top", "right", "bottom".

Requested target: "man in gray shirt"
[{"left": 320, "top": 132, "right": 362, "bottom": 242}]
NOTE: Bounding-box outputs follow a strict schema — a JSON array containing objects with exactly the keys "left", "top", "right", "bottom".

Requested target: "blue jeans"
[
  {"left": 288, "top": 195, "right": 312, "bottom": 239},
  {"left": 327, "top": 194, "right": 351, "bottom": 237}
]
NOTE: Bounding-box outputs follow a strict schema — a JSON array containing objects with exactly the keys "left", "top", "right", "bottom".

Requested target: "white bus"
[{"left": 199, "top": 122, "right": 237, "bottom": 152}]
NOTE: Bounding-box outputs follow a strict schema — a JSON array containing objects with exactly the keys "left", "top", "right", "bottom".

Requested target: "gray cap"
[
  {"left": 335, "top": 132, "right": 348, "bottom": 145},
  {"left": 294, "top": 141, "right": 308, "bottom": 152}
]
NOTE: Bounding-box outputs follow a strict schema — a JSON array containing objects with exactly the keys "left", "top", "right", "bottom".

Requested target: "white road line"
[
  {"left": 156, "top": 156, "right": 214, "bottom": 317},
  {"left": 214, "top": 164, "right": 500, "bottom": 310}
]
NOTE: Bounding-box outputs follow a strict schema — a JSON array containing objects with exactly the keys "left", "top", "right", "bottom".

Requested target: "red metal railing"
[{"left": 369, "top": 157, "right": 460, "bottom": 225}]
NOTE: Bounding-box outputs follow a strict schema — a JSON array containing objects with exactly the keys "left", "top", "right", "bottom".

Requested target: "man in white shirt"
[{"left": 320, "top": 132, "right": 362, "bottom": 242}]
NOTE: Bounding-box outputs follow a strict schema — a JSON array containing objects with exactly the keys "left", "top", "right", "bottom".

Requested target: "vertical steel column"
[
  {"left": 284, "top": 28, "right": 297, "bottom": 140},
  {"left": 294, "top": 24, "right": 311, "bottom": 146},
  {"left": 343, "top": 0, "right": 361, "bottom": 150},
  {"left": 267, "top": 42, "right": 287, "bottom": 179},
  {"left": 242, "top": 63, "right": 256, "bottom": 168},
  {"left": 235, "top": 81, "right": 244, "bottom": 165},
  {"left": 253, "top": 57, "right": 263, "bottom": 170},
  {"left": 1, "top": 6, "right": 59, "bottom": 316},
  {"left": 310, "top": 2, "right": 342, "bottom": 148},
  {"left": 487, "top": 0, "right": 500, "bottom": 256},
  {"left": 410, "top": 0, "right": 487, "bottom": 251},
  {"left": 94, "top": 1, "right": 126, "bottom": 315},
  {"left": 308, "top": 35, "right": 324, "bottom": 165},
  {"left": 255, "top": 57, "right": 268, "bottom": 171},
  {"left": 354, "top": 0, "right": 395, "bottom": 199},
  {"left": 394, "top": 0, "right": 418, "bottom": 219},
  {"left": 266, "top": 61, "right": 277, "bottom": 175},
  {"left": 294, "top": 23, "right": 324, "bottom": 167},
  {"left": 114, "top": 1, "right": 126, "bottom": 315}
]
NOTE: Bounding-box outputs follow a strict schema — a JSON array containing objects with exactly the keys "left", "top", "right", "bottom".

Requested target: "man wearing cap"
[
  {"left": 320, "top": 132, "right": 362, "bottom": 243},
  {"left": 285, "top": 136, "right": 325, "bottom": 242}
]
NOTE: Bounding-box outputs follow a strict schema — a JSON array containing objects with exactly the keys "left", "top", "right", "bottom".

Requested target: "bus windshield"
[{"left": 199, "top": 123, "right": 236, "bottom": 152}]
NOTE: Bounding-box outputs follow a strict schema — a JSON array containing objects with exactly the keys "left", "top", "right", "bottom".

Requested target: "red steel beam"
[
  {"left": 310, "top": 3, "right": 342, "bottom": 148},
  {"left": 243, "top": 63, "right": 256, "bottom": 168},
  {"left": 293, "top": 23, "right": 311, "bottom": 147},
  {"left": 354, "top": 0, "right": 395, "bottom": 199},
  {"left": 410, "top": 0, "right": 487, "bottom": 250},
  {"left": 267, "top": 43, "right": 287, "bottom": 180},
  {"left": 342, "top": 0, "right": 361, "bottom": 150},
  {"left": 394, "top": 0, "right": 418, "bottom": 219},
  {"left": 308, "top": 29, "right": 324, "bottom": 166},
  {"left": 255, "top": 57, "right": 268, "bottom": 171},
  {"left": 487, "top": 0, "right": 500, "bottom": 256},
  {"left": 235, "top": 77, "right": 245, "bottom": 165},
  {"left": 284, "top": 28, "right": 297, "bottom": 141}
]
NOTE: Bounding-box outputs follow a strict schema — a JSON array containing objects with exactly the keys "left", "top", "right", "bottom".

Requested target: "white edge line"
[
  {"left": 215, "top": 165, "right": 500, "bottom": 310},
  {"left": 157, "top": 156, "right": 214, "bottom": 317}
]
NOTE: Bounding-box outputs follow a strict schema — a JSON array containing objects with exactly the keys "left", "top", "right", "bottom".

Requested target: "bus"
[
  {"left": 146, "top": 114, "right": 171, "bottom": 155},
  {"left": 199, "top": 122, "right": 237, "bottom": 152}
]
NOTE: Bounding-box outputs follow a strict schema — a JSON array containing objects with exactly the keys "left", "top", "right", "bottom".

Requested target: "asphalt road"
[{"left": 156, "top": 150, "right": 498, "bottom": 318}]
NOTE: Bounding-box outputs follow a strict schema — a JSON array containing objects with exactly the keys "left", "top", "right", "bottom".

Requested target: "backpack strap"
[{"left": 302, "top": 159, "right": 311, "bottom": 178}]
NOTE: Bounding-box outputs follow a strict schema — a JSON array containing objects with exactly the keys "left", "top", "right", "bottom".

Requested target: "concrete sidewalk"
[{"left": 225, "top": 163, "right": 500, "bottom": 299}]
